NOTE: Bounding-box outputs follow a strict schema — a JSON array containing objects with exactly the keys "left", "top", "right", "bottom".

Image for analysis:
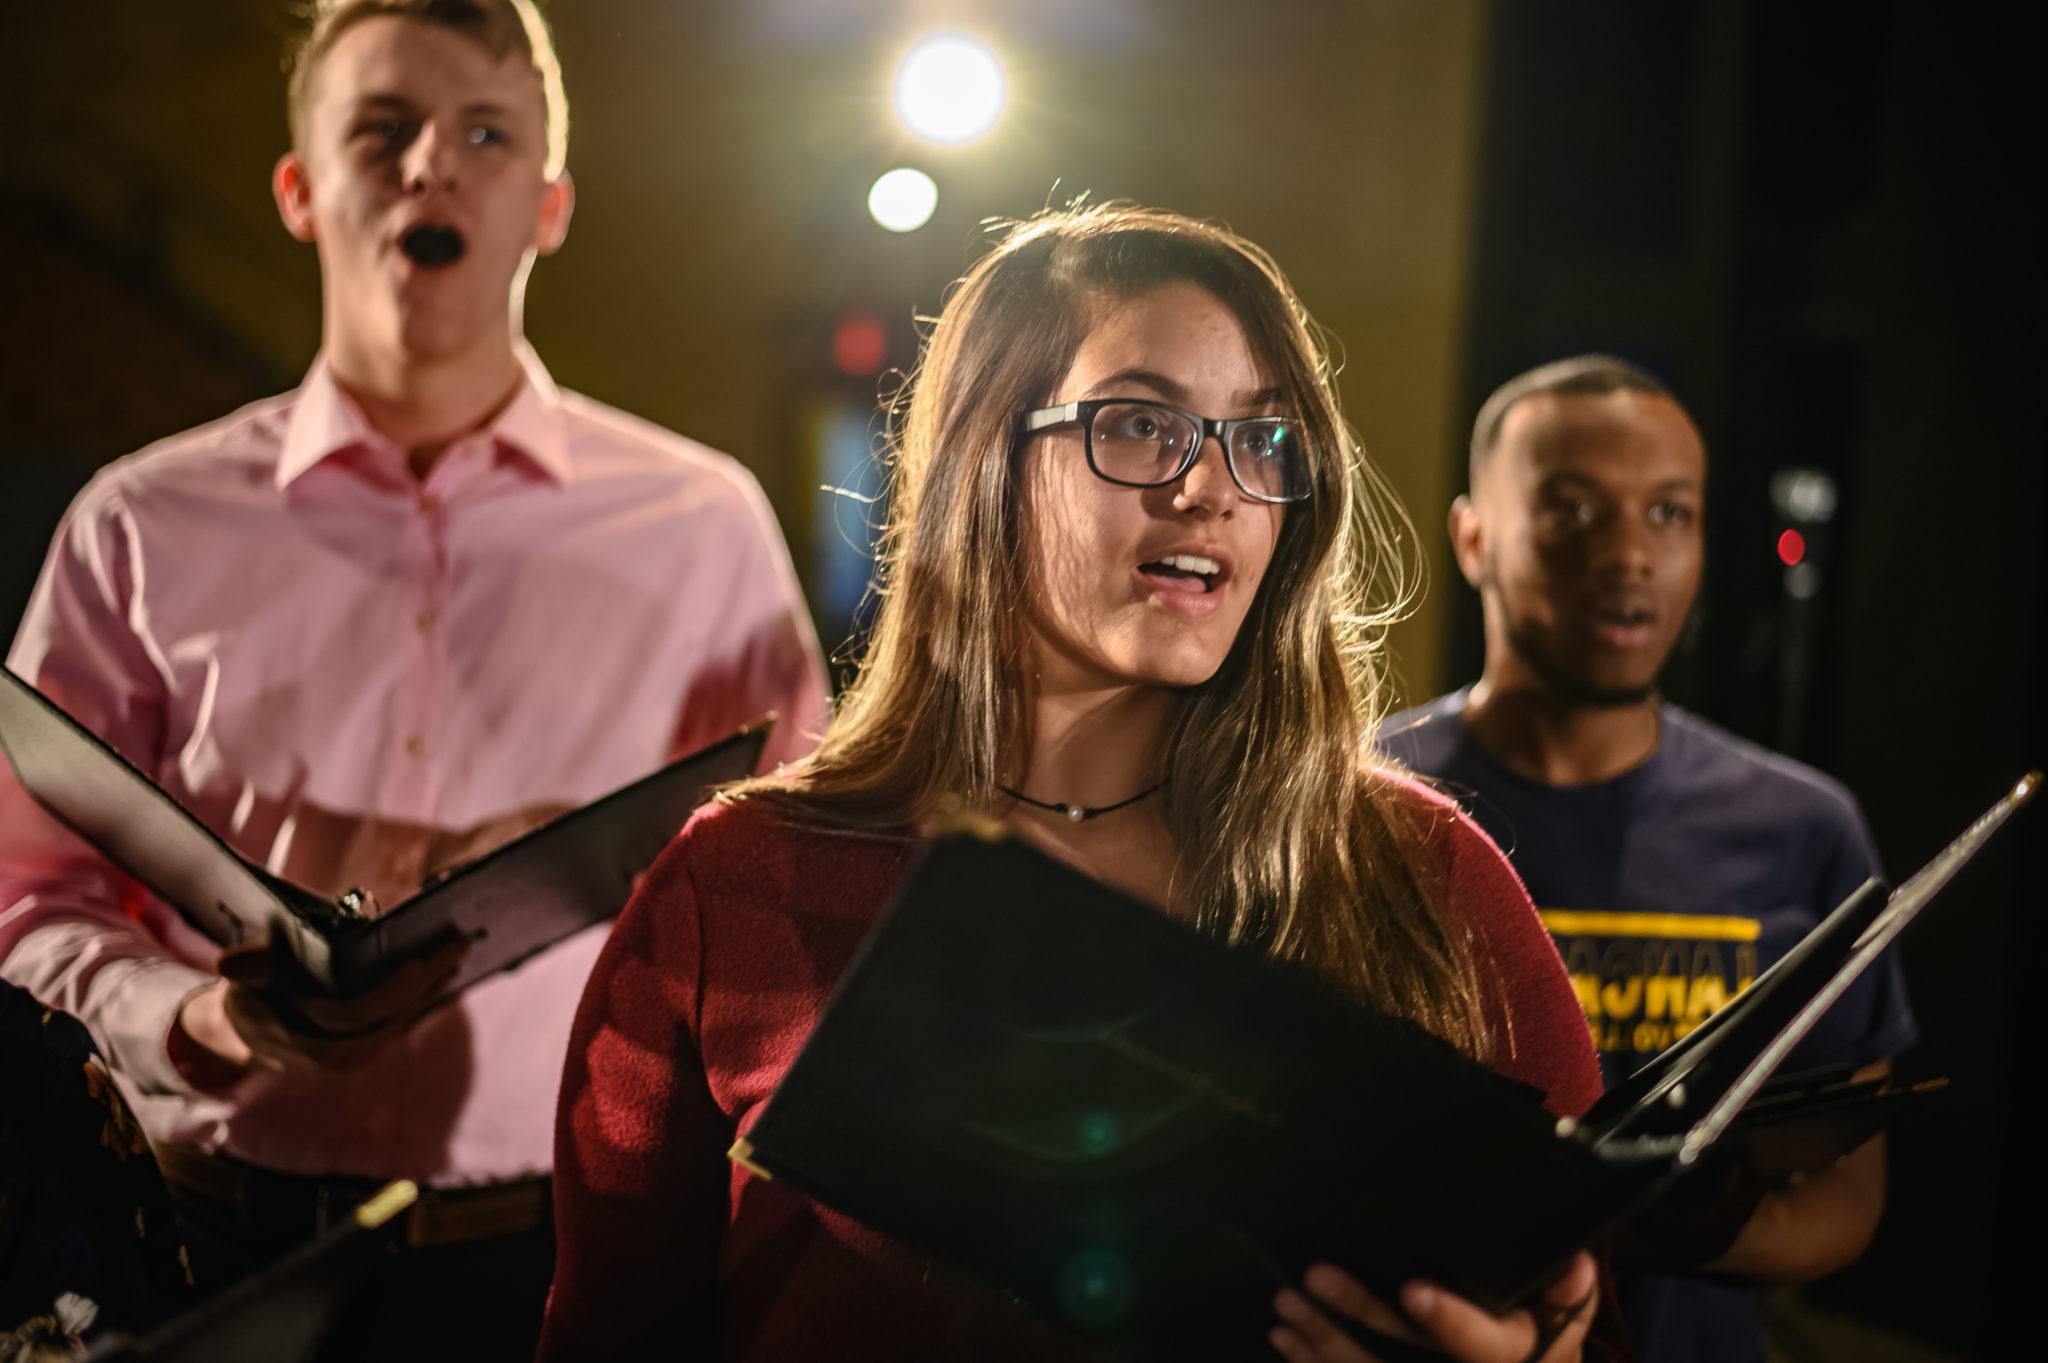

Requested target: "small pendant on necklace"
[{"left": 1065, "top": 804, "right": 1085, "bottom": 822}]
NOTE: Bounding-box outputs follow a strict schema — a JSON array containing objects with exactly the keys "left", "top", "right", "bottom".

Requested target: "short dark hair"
[
  {"left": 286, "top": 0, "right": 569, "bottom": 177},
  {"left": 1468, "top": 354, "right": 1674, "bottom": 487}
]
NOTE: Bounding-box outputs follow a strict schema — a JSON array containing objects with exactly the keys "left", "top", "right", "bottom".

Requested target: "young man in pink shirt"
[{"left": 0, "top": 2, "right": 827, "bottom": 1355}]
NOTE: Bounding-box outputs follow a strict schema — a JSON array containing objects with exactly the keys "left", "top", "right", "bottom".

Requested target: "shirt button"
[
  {"left": 415, "top": 611, "right": 436, "bottom": 634},
  {"left": 417, "top": 494, "right": 439, "bottom": 516},
  {"left": 404, "top": 734, "right": 424, "bottom": 757}
]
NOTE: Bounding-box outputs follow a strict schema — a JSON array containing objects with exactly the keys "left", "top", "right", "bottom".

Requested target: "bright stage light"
[
  {"left": 894, "top": 34, "right": 1006, "bottom": 145},
  {"left": 867, "top": 168, "right": 939, "bottom": 233}
]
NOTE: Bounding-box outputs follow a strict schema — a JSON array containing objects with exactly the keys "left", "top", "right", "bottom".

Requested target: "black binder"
[
  {"left": 81, "top": 1181, "right": 416, "bottom": 1363},
  {"left": 0, "top": 665, "right": 767, "bottom": 1001},
  {"left": 732, "top": 775, "right": 2035, "bottom": 1361}
]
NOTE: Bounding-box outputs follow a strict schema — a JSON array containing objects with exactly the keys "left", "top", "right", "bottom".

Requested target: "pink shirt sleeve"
[
  {"left": 664, "top": 471, "right": 830, "bottom": 775},
  {"left": 0, "top": 483, "right": 217, "bottom": 1098}
]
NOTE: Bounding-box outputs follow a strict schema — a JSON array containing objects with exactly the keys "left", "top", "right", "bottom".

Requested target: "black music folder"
[
  {"left": 732, "top": 775, "right": 2035, "bottom": 1361},
  {"left": 0, "top": 665, "right": 767, "bottom": 1001},
  {"left": 82, "top": 1180, "right": 416, "bottom": 1363}
]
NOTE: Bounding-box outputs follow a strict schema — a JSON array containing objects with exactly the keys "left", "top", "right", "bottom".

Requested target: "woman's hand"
[{"left": 1270, "top": 1252, "right": 1598, "bottom": 1363}]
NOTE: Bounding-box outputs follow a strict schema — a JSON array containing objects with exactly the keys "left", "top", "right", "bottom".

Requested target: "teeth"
[{"left": 1159, "top": 554, "right": 1221, "bottom": 576}]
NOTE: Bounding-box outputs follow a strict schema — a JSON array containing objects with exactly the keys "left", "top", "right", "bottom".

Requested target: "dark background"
[
  {"left": 2, "top": 2, "right": 2039, "bottom": 1357},
  {"left": 1459, "top": 6, "right": 2041, "bottom": 1358}
]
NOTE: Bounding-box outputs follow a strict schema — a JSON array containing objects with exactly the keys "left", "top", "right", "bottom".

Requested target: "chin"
[
  {"left": 1129, "top": 644, "right": 1233, "bottom": 691},
  {"left": 396, "top": 314, "right": 493, "bottom": 363},
  {"left": 1555, "top": 669, "right": 1660, "bottom": 709},
  {"left": 1578, "top": 654, "right": 1667, "bottom": 696}
]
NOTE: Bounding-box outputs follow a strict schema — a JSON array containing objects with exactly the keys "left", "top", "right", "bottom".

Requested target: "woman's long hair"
[{"left": 740, "top": 204, "right": 1491, "bottom": 1058}]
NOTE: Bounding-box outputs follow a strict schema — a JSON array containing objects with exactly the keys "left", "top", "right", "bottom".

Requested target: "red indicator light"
[
  {"left": 832, "top": 315, "right": 888, "bottom": 377},
  {"left": 1776, "top": 528, "right": 1806, "bottom": 566}
]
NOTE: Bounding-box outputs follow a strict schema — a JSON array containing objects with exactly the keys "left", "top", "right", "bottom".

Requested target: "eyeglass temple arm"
[{"left": 1018, "top": 403, "right": 1083, "bottom": 434}]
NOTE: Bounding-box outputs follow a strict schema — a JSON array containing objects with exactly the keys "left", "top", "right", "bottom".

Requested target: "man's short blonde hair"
[{"left": 286, "top": 0, "right": 570, "bottom": 178}]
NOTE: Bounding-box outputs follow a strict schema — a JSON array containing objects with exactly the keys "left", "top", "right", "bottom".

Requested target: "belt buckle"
[{"left": 313, "top": 1180, "right": 357, "bottom": 1237}]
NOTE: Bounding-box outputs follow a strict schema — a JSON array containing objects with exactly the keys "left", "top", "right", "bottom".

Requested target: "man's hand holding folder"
[
  {"left": 0, "top": 667, "right": 769, "bottom": 1004},
  {"left": 169, "top": 931, "right": 469, "bottom": 1084}
]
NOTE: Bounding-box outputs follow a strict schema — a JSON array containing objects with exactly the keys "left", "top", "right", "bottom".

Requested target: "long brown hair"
[{"left": 741, "top": 204, "right": 1491, "bottom": 1058}]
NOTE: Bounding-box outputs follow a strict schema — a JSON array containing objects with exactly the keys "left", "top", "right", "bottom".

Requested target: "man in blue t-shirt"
[{"left": 1380, "top": 355, "right": 1915, "bottom": 1363}]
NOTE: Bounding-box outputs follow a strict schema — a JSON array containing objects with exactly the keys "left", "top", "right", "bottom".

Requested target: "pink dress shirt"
[{"left": 0, "top": 348, "right": 829, "bottom": 1186}]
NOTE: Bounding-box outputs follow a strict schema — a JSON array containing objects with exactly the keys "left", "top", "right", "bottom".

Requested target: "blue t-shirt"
[{"left": 1379, "top": 692, "right": 1917, "bottom": 1363}]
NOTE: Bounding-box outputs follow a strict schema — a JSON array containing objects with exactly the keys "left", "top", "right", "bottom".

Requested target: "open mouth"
[
  {"left": 1591, "top": 604, "right": 1657, "bottom": 644},
  {"left": 1138, "top": 554, "right": 1223, "bottom": 594},
  {"left": 399, "top": 224, "right": 466, "bottom": 268}
]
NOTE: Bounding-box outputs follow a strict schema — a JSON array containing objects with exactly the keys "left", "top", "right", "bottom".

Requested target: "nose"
[
  {"left": 400, "top": 121, "right": 458, "bottom": 195},
  {"left": 1597, "top": 509, "right": 1655, "bottom": 579},
  {"left": 1170, "top": 434, "right": 1235, "bottom": 517}
]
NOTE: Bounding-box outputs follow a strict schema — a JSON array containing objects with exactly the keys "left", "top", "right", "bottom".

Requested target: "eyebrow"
[
  {"left": 349, "top": 95, "right": 514, "bottom": 120},
  {"left": 1082, "top": 367, "right": 1287, "bottom": 411},
  {"left": 1539, "top": 471, "right": 1703, "bottom": 495}
]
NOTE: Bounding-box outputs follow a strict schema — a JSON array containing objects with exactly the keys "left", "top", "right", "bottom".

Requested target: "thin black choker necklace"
[{"left": 999, "top": 780, "right": 1164, "bottom": 823}]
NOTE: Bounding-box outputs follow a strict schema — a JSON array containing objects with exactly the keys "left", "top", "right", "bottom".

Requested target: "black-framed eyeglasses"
[{"left": 1016, "top": 399, "right": 1311, "bottom": 504}]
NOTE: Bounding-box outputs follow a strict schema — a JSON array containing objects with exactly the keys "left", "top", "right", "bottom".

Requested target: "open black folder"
[
  {"left": 732, "top": 774, "right": 2035, "bottom": 1361},
  {"left": 0, "top": 666, "right": 766, "bottom": 1004}
]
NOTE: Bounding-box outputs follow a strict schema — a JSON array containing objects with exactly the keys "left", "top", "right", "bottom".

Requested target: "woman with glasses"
[{"left": 539, "top": 205, "right": 1623, "bottom": 1363}]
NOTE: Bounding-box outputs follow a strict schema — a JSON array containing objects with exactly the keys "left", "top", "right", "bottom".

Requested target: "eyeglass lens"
[{"left": 1088, "top": 401, "right": 1305, "bottom": 501}]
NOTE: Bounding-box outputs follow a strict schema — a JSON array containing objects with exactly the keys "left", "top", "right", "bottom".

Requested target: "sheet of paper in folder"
[
  {"left": 734, "top": 776, "right": 2033, "bottom": 1361},
  {"left": 0, "top": 665, "right": 768, "bottom": 1005}
]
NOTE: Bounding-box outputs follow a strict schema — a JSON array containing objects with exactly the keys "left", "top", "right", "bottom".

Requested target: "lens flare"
[
  {"left": 894, "top": 34, "right": 1006, "bottom": 144},
  {"left": 867, "top": 168, "right": 939, "bottom": 233}
]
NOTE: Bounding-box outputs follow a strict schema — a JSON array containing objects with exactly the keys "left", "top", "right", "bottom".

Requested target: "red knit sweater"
[{"left": 539, "top": 783, "right": 1622, "bottom": 1362}]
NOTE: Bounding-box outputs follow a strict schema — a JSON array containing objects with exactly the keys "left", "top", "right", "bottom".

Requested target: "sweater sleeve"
[
  {"left": 1438, "top": 802, "right": 1604, "bottom": 1121},
  {"left": 539, "top": 817, "right": 732, "bottom": 1361}
]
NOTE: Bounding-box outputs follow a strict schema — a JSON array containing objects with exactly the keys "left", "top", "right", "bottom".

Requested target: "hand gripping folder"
[
  {"left": 0, "top": 666, "right": 766, "bottom": 1008},
  {"left": 731, "top": 774, "right": 2035, "bottom": 1360}
]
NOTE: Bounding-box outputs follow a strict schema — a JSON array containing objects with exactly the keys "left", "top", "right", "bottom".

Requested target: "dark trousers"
[{"left": 162, "top": 1151, "right": 554, "bottom": 1363}]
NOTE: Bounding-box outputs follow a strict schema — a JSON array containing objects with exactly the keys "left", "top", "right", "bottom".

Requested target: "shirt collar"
[{"left": 275, "top": 346, "right": 574, "bottom": 489}]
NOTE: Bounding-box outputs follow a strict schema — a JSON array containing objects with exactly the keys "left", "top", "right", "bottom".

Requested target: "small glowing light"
[
  {"left": 1776, "top": 528, "right": 1806, "bottom": 567},
  {"left": 1770, "top": 467, "right": 1839, "bottom": 523},
  {"left": 867, "top": 167, "right": 938, "bottom": 233},
  {"left": 832, "top": 314, "right": 887, "bottom": 376},
  {"left": 1074, "top": 1111, "right": 1119, "bottom": 1155},
  {"left": 894, "top": 34, "right": 1006, "bottom": 144},
  {"left": 1055, "top": 1247, "right": 1136, "bottom": 1329}
]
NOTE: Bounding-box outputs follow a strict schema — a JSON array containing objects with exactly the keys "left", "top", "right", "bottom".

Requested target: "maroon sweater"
[{"left": 539, "top": 785, "right": 1621, "bottom": 1362}]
